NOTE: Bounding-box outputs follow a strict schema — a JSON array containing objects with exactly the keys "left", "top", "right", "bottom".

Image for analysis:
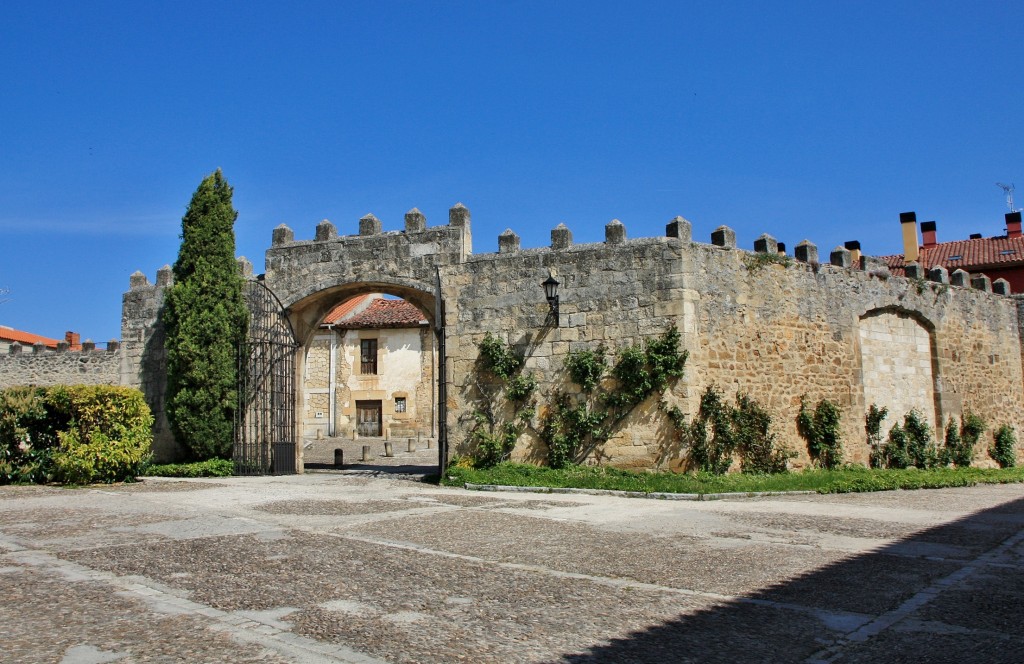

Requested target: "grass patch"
[
  {"left": 141, "top": 459, "right": 235, "bottom": 478},
  {"left": 441, "top": 463, "right": 1024, "bottom": 495}
]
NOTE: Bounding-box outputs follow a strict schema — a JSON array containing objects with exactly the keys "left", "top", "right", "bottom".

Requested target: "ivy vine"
[
  {"left": 797, "top": 397, "right": 843, "bottom": 469},
  {"left": 468, "top": 333, "right": 536, "bottom": 467},
  {"left": 541, "top": 325, "right": 688, "bottom": 468}
]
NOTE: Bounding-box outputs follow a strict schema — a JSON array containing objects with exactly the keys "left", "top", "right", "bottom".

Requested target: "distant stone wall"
[{"left": 0, "top": 342, "right": 120, "bottom": 388}]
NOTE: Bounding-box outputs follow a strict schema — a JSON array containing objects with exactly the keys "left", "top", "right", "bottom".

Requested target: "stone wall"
[
  {"left": 0, "top": 343, "right": 120, "bottom": 388},
  {"left": 120, "top": 266, "right": 179, "bottom": 461},
  {"left": 124, "top": 205, "right": 1024, "bottom": 470}
]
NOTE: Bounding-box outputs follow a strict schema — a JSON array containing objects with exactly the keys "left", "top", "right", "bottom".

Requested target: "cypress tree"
[{"left": 163, "top": 170, "right": 248, "bottom": 459}]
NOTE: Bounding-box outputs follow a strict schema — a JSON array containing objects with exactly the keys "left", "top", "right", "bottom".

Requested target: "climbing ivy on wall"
[
  {"left": 541, "top": 325, "right": 688, "bottom": 468},
  {"left": 797, "top": 397, "right": 843, "bottom": 469},
  {"left": 468, "top": 333, "right": 536, "bottom": 467},
  {"left": 685, "top": 387, "right": 793, "bottom": 474}
]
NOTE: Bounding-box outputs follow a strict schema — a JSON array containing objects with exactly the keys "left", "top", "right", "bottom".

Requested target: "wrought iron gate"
[{"left": 235, "top": 279, "right": 298, "bottom": 475}]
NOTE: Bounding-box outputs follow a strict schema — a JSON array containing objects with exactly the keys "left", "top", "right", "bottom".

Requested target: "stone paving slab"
[{"left": 1, "top": 476, "right": 1021, "bottom": 663}]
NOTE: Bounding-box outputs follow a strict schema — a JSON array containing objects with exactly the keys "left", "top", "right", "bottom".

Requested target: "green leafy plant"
[
  {"left": 686, "top": 387, "right": 791, "bottom": 474},
  {"left": 468, "top": 334, "right": 536, "bottom": 467},
  {"left": 477, "top": 332, "right": 523, "bottom": 380},
  {"left": 990, "top": 425, "right": 1017, "bottom": 468},
  {"left": 564, "top": 346, "right": 607, "bottom": 393},
  {"left": 942, "top": 413, "right": 984, "bottom": 468},
  {"left": 880, "top": 410, "right": 939, "bottom": 469},
  {"left": 163, "top": 170, "right": 249, "bottom": 460},
  {"left": 865, "top": 403, "right": 888, "bottom": 469},
  {"left": 797, "top": 397, "right": 843, "bottom": 469},
  {"left": 542, "top": 394, "right": 608, "bottom": 469},
  {"left": 734, "top": 393, "right": 793, "bottom": 473},
  {"left": 0, "top": 386, "right": 153, "bottom": 485},
  {"left": 541, "top": 325, "right": 687, "bottom": 467},
  {"left": 687, "top": 387, "right": 735, "bottom": 474},
  {"left": 142, "top": 458, "right": 235, "bottom": 477}
]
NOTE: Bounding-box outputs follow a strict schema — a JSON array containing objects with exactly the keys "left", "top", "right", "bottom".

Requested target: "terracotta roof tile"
[
  {"left": 321, "top": 294, "right": 376, "bottom": 325},
  {"left": 881, "top": 235, "right": 1024, "bottom": 276},
  {"left": 334, "top": 299, "right": 427, "bottom": 329},
  {"left": 0, "top": 326, "right": 62, "bottom": 348}
]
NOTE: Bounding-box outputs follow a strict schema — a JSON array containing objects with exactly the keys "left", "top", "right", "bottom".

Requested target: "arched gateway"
[{"left": 257, "top": 208, "right": 469, "bottom": 473}]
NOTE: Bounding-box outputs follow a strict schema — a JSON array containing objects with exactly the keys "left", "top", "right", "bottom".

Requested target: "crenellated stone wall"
[
  {"left": 0, "top": 341, "right": 121, "bottom": 388},
  {"left": 123, "top": 205, "right": 1024, "bottom": 469},
  {"left": 120, "top": 265, "right": 178, "bottom": 460}
]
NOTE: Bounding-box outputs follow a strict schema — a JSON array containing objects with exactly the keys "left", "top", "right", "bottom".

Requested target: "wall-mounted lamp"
[{"left": 542, "top": 273, "right": 560, "bottom": 326}]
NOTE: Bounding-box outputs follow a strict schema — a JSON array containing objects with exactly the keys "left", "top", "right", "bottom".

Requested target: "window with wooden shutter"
[{"left": 360, "top": 339, "right": 377, "bottom": 374}]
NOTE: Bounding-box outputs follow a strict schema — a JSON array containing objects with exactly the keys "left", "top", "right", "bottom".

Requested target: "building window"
[
  {"left": 360, "top": 339, "right": 377, "bottom": 374},
  {"left": 395, "top": 396, "right": 407, "bottom": 413}
]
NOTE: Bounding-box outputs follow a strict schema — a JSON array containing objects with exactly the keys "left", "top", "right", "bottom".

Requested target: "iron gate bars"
[{"left": 234, "top": 279, "right": 298, "bottom": 475}]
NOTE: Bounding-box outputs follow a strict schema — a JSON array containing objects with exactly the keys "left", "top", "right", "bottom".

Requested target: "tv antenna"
[{"left": 997, "top": 182, "right": 1018, "bottom": 212}]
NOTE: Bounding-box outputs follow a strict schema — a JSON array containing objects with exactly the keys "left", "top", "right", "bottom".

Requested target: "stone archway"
[{"left": 285, "top": 281, "right": 446, "bottom": 474}]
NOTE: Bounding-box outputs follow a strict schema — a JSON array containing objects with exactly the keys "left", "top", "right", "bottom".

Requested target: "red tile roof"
[
  {"left": 0, "top": 325, "right": 62, "bottom": 348},
  {"left": 321, "top": 294, "right": 376, "bottom": 326},
  {"left": 881, "top": 235, "right": 1024, "bottom": 276},
  {"left": 333, "top": 299, "right": 427, "bottom": 329}
]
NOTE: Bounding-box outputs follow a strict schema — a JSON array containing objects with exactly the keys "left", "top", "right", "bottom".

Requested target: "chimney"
[
  {"left": 65, "top": 331, "right": 81, "bottom": 350},
  {"left": 921, "top": 221, "right": 937, "bottom": 248},
  {"left": 844, "top": 240, "right": 861, "bottom": 266},
  {"left": 900, "top": 211, "right": 919, "bottom": 262},
  {"left": 1007, "top": 211, "right": 1022, "bottom": 239}
]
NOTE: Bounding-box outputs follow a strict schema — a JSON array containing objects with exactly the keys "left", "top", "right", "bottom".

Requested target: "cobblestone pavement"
[{"left": 1, "top": 476, "right": 1022, "bottom": 663}]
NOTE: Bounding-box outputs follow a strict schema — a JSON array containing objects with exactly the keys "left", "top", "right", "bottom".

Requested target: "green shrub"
[
  {"left": 942, "top": 413, "right": 985, "bottom": 468},
  {"left": 865, "top": 404, "right": 888, "bottom": 468},
  {"left": 734, "top": 393, "right": 793, "bottom": 474},
  {"left": 143, "top": 458, "right": 234, "bottom": 477},
  {"left": 605, "top": 326, "right": 687, "bottom": 410},
  {"left": 688, "top": 387, "right": 736, "bottom": 474},
  {"left": 990, "top": 425, "right": 1017, "bottom": 468},
  {"left": 881, "top": 411, "right": 939, "bottom": 469},
  {"left": 687, "top": 387, "right": 791, "bottom": 474},
  {"left": 0, "top": 386, "right": 153, "bottom": 485},
  {"left": 797, "top": 398, "right": 843, "bottom": 469},
  {"left": 477, "top": 332, "right": 522, "bottom": 380}
]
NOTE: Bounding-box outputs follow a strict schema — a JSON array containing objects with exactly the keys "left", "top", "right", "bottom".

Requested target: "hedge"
[{"left": 0, "top": 385, "right": 153, "bottom": 485}]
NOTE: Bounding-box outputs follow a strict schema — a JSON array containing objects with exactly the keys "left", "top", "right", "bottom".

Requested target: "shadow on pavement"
[{"left": 559, "top": 496, "right": 1024, "bottom": 663}]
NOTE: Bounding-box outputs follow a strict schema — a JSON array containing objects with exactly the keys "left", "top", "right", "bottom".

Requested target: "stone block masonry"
[
  {"left": 0, "top": 342, "right": 120, "bottom": 388},
  {"left": 123, "top": 206, "right": 1024, "bottom": 470}
]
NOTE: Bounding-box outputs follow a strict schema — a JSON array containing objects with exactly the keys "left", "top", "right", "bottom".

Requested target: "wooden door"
[{"left": 356, "top": 401, "right": 382, "bottom": 437}]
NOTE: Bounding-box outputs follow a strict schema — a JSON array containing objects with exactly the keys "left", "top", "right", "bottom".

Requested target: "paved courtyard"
[{"left": 1, "top": 474, "right": 1022, "bottom": 663}]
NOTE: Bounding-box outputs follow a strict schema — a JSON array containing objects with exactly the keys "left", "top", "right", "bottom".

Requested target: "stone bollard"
[
  {"left": 316, "top": 429, "right": 323, "bottom": 440},
  {"left": 361, "top": 445, "right": 371, "bottom": 462},
  {"left": 408, "top": 438, "right": 416, "bottom": 453},
  {"left": 334, "top": 449, "right": 344, "bottom": 469},
  {"left": 384, "top": 442, "right": 394, "bottom": 457},
  {"left": 352, "top": 429, "right": 358, "bottom": 441}
]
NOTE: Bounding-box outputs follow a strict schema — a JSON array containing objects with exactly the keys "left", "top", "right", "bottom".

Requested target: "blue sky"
[{"left": 2, "top": 1, "right": 1021, "bottom": 343}]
